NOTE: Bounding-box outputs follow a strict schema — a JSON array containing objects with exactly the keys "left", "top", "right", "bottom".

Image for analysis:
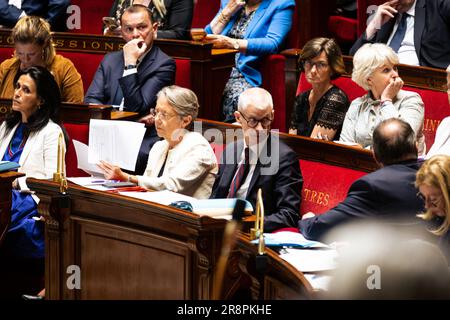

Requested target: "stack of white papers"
[
  {"left": 120, "top": 191, "right": 253, "bottom": 219},
  {"left": 279, "top": 248, "right": 338, "bottom": 272}
]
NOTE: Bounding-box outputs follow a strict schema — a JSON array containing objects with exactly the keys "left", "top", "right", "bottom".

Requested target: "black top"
[
  {"left": 108, "top": 0, "right": 193, "bottom": 40},
  {"left": 290, "top": 86, "right": 349, "bottom": 139}
]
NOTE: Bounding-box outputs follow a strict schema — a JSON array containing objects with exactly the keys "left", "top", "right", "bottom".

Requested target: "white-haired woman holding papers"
[{"left": 98, "top": 85, "right": 218, "bottom": 199}]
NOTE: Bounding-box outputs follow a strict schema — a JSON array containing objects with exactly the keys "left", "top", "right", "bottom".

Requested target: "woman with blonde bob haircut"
[
  {"left": 98, "top": 85, "right": 218, "bottom": 199},
  {"left": 0, "top": 16, "right": 84, "bottom": 103},
  {"left": 340, "top": 43, "right": 425, "bottom": 155}
]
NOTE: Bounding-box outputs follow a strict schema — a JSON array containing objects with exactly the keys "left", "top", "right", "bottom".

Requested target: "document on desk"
[
  {"left": 88, "top": 119, "right": 146, "bottom": 171},
  {"left": 252, "top": 231, "right": 329, "bottom": 249},
  {"left": 119, "top": 191, "right": 252, "bottom": 219},
  {"left": 72, "top": 140, "right": 105, "bottom": 177},
  {"left": 279, "top": 248, "right": 338, "bottom": 272}
]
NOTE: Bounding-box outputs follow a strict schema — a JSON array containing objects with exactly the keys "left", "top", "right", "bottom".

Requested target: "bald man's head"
[{"left": 372, "top": 118, "right": 418, "bottom": 166}]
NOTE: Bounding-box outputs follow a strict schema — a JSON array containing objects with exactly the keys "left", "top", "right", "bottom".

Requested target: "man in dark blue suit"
[
  {"left": 85, "top": 4, "right": 175, "bottom": 174},
  {"left": 210, "top": 88, "right": 303, "bottom": 232},
  {"left": 350, "top": 0, "right": 450, "bottom": 69},
  {"left": 0, "top": 0, "right": 69, "bottom": 30},
  {"left": 299, "top": 118, "right": 425, "bottom": 241}
]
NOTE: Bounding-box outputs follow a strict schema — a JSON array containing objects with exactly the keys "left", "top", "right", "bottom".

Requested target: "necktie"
[
  {"left": 227, "top": 148, "right": 250, "bottom": 198},
  {"left": 389, "top": 13, "right": 408, "bottom": 53}
]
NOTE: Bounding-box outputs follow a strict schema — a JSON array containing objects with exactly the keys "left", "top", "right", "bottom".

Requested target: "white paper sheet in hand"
[
  {"left": 72, "top": 140, "right": 105, "bottom": 177},
  {"left": 88, "top": 119, "right": 146, "bottom": 171}
]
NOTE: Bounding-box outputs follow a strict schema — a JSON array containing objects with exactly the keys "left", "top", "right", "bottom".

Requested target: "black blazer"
[
  {"left": 84, "top": 45, "right": 175, "bottom": 115},
  {"left": 108, "top": 0, "right": 193, "bottom": 40},
  {"left": 350, "top": 0, "right": 450, "bottom": 69},
  {"left": 299, "top": 160, "right": 426, "bottom": 241},
  {"left": 211, "top": 135, "right": 303, "bottom": 232}
]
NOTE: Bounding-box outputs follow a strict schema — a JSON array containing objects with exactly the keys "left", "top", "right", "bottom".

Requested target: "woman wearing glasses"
[
  {"left": 415, "top": 155, "right": 450, "bottom": 263},
  {"left": 97, "top": 86, "right": 218, "bottom": 199},
  {"left": 289, "top": 37, "right": 349, "bottom": 140},
  {"left": 340, "top": 43, "right": 425, "bottom": 154}
]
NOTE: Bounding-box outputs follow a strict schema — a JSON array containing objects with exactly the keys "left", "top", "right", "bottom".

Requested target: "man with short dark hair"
[
  {"left": 85, "top": 4, "right": 175, "bottom": 115},
  {"left": 85, "top": 4, "right": 175, "bottom": 174},
  {"left": 299, "top": 118, "right": 425, "bottom": 241}
]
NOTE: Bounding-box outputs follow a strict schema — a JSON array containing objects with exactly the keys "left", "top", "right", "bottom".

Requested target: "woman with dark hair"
[
  {"left": 0, "top": 66, "right": 65, "bottom": 298},
  {"left": 289, "top": 37, "right": 350, "bottom": 141}
]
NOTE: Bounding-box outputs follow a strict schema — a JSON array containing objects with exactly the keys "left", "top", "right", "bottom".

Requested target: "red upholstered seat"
[
  {"left": 58, "top": 51, "right": 105, "bottom": 92},
  {"left": 64, "top": 123, "right": 90, "bottom": 177},
  {"left": 403, "top": 86, "right": 449, "bottom": 148},
  {"left": 174, "top": 59, "right": 191, "bottom": 89},
  {"left": 297, "top": 73, "right": 365, "bottom": 101},
  {"left": 328, "top": 16, "right": 358, "bottom": 43},
  {"left": 300, "top": 159, "right": 366, "bottom": 215},
  {"left": 0, "top": 48, "right": 14, "bottom": 64},
  {"left": 261, "top": 54, "right": 287, "bottom": 132},
  {"left": 192, "top": 0, "right": 220, "bottom": 28},
  {"left": 69, "top": 0, "right": 111, "bottom": 34}
]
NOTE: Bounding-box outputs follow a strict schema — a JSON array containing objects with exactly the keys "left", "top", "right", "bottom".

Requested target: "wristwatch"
[
  {"left": 233, "top": 40, "right": 239, "bottom": 50},
  {"left": 124, "top": 64, "right": 137, "bottom": 70}
]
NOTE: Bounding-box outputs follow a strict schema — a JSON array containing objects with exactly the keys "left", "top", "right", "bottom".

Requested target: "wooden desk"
[
  {"left": 236, "top": 233, "right": 314, "bottom": 300},
  {"left": 0, "top": 171, "right": 24, "bottom": 245},
  {"left": 27, "top": 178, "right": 229, "bottom": 300}
]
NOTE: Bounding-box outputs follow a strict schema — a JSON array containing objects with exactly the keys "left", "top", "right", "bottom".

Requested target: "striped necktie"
[{"left": 227, "top": 147, "right": 250, "bottom": 198}]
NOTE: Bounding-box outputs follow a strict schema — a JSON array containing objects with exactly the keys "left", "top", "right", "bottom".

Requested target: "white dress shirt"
[{"left": 387, "top": 0, "right": 419, "bottom": 66}]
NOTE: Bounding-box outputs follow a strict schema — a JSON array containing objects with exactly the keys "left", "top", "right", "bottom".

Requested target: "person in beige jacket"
[
  {"left": 98, "top": 85, "right": 218, "bottom": 199},
  {"left": 0, "top": 16, "right": 83, "bottom": 103}
]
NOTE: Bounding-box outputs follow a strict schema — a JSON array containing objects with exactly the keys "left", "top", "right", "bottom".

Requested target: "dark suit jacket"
[
  {"left": 350, "top": 0, "right": 450, "bottom": 69},
  {"left": 299, "top": 160, "right": 425, "bottom": 241},
  {"left": 108, "top": 0, "right": 193, "bottom": 39},
  {"left": 84, "top": 45, "right": 175, "bottom": 115},
  {"left": 0, "top": 0, "right": 69, "bottom": 30},
  {"left": 211, "top": 135, "right": 303, "bottom": 232}
]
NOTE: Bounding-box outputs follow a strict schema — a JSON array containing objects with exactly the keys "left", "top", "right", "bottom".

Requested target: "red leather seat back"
[
  {"left": 63, "top": 123, "right": 90, "bottom": 177},
  {"left": 174, "top": 59, "right": 191, "bottom": 89},
  {"left": 297, "top": 74, "right": 365, "bottom": 102},
  {"left": 58, "top": 51, "right": 104, "bottom": 92},
  {"left": 300, "top": 159, "right": 366, "bottom": 215},
  {"left": 328, "top": 16, "right": 358, "bottom": 43},
  {"left": 403, "top": 86, "right": 448, "bottom": 148},
  {"left": 0, "top": 48, "right": 14, "bottom": 64},
  {"left": 262, "top": 54, "right": 286, "bottom": 132},
  {"left": 70, "top": 0, "right": 111, "bottom": 34},
  {"left": 192, "top": 0, "right": 220, "bottom": 28}
]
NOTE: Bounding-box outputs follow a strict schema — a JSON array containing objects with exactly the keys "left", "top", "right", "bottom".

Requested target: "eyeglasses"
[
  {"left": 150, "top": 108, "right": 178, "bottom": 121},
  {"left": 303, "top": 60, "right": 329, "bottom": 71},
  {"left": 239, "top": 112, "right": 273, "bottom": 128},
  {"left": 417, "top": 192, "right": 443, "bottom": 208}
]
